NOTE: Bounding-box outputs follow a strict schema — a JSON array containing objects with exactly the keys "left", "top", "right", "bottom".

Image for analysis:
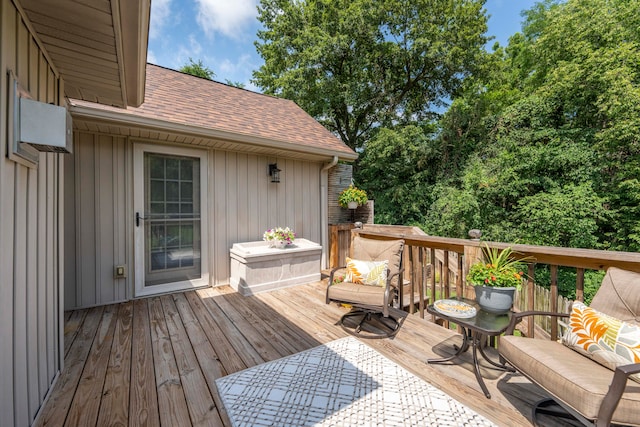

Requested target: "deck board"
[
  {"left": 36, "top": 280, "right": 574, "bottom": 427},
  {"left": 129, "top": 299, "right": 160, "bottom": 427},
  {"left": 36, "top": 306, "right": 104, "bottom": 426},
  {"left": 148, "top": 297, "right": 192, "bottom": 427},
  {"left": 161, "top": 295, "right": 224, "bottom": 427},
  {"left": 65, "top": 304, "right": 117, "bottom": 426},
  {"left": 96, "top": 302, "right": 133, "bottom": 427}
]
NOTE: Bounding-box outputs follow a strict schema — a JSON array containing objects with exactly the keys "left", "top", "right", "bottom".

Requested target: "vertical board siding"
[
  {"left": 209, "top": 150, "right": 322, "bottom": 285},
  {"left": 68, "top": 132, "right": 130, "bottom": 309},
  {"left": 76, "top": 132, "right": 97, "bottom": 306},
  {"left": 64, "top": 146, "right": 77, "bottom": 310},
  {"left": 69, "top": 135, "right": 325, "bottom": 303},
  {"left": 0, "top": 1, "right": 63, "bottom": 425}
]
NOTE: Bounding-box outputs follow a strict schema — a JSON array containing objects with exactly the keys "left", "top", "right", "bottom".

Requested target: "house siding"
[
  {"left": 0, "top": 0, "right": 65, "bottom": 426},
  {"left": 64, "top": 132, "right": 131, "bottom": 309},
  {"left": 65, "top": 133, "right": 323, "bottom": 309}
]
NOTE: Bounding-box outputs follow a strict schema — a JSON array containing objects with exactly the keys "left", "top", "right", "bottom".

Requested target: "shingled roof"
[{"left": 70, "top": 64, "right": 357, "bottom": 160}]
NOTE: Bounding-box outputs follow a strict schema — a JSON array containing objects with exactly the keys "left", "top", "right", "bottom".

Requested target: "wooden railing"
[{"left": 328, "top": 224, "right": 640, "bottom": 339}]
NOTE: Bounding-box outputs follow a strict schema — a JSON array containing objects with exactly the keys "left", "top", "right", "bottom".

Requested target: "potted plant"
[
  {"left": 338, "top": 184, "right": 368, "bottom": 209},
  {"left": 263, "top": 226, "right": 296, "bottom": 248},
  {"left": 467, "top": 245, "right": 530, "bottom": 314}
]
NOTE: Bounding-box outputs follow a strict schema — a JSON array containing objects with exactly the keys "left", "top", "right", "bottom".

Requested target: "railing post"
[
  {"left": 576, "top": 268, "right": 585, "bottom": 302},
  {"left": 419, "top": 247, "right": 426, "bottom": 318},
  {"left": 457, "top": 255, "right": 463, "bottom": 299},
  {"left": 408, "top": 246, "right": 415, "bottom": 315}
]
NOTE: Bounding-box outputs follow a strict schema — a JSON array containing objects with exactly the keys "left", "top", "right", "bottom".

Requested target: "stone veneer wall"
[{"left": 328, "top": 163, "right": 374, "bottom": 224}]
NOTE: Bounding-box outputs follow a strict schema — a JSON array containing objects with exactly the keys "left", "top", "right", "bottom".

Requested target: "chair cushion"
[
  {"left": 351, "top": 237, "right": 404, "bottom": 280},
  {"left": 326, "top": 281, "right": 386, "bottom": 307},
  {"left": 500, "top": 335, "right": 640, "bottom": 425},
  {"left": 590, "top": 267, "right": 640, "bottom": 326},
  {"left": 345, "top": 257, "right": 388, "bottom": 287},
  {"left": 562, "top": 301, "right": 640, "bottom": 382}
]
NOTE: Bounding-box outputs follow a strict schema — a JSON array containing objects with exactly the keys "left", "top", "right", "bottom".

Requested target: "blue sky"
[{"left": 148, "top": 0, "right": 539, "bottom": 92}]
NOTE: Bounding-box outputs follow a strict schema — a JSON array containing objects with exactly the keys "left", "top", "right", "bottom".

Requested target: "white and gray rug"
[{"left": 215, "top": 337, "right": 496, "bottom": 427}]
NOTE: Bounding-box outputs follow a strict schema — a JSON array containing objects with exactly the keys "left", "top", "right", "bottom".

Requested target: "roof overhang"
[
  {"left": 19, "top": 0, "right": 150, "bottom": 108},
  {"left": 70, "top": 103, "right": 359, "bottom": 162}
]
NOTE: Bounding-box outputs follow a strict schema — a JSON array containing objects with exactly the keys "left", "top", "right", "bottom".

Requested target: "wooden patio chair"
[
  {"left": 499, "top": 267, "right": 640, "bottom": 427},
  {"left": 326, "top": 236, "right": 405, "bottom": 339}
]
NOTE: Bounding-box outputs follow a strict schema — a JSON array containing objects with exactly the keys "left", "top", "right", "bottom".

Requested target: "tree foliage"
[
  {"left": 253, "top": 0, "right": 489, "bottom": 150},
  {"left": 424, "top": 0, "right": 640, "bottom": 253},
  {"left": 254, "top": 0, "right": 640, "bottom": 258},
  {"left": 180, "top": 58, "right": 216, "bottom": 80},
  {"left": 357, "top": 125, "right": 436, "bottom": 224}
]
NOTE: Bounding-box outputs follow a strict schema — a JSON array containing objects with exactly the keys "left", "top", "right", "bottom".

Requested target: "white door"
[{"left": 133, "top": 143, "right": 209, "bottom": 297}]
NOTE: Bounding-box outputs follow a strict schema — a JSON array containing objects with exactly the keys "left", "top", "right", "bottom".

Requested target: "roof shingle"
[{"left": 71, "top": 64, "right": 356, "bottom": 159}]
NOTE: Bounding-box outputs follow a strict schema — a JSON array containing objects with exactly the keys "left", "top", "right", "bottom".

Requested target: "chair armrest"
[
  {"left": 328, "top": 266, "right": 346, "bottom": 285},
  {"left": 597, "top": 363, "right": 640, "bottom": 427},
  {"left": 505, "top": 310, "right": 570, "bottom": 335},
  {"left": 386, "top": 267, "right": 405, "bottom": 289},
  {"left": 326, "top": 266, "right": 346, "bottom": 304},
  {"left": 386, "top": 268, "right": 405, "bottom": 308}
]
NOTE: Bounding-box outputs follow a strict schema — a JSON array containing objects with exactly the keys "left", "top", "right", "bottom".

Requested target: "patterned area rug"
[{"left": 216, "top": 337, "right": 496, "bottom": 427}]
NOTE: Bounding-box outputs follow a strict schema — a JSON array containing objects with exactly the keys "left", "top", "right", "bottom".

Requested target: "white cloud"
[
  {"left": 173, "top": 34, "right": 205, "bottom": 67},
  {"left": 213, "top": 54, "right": 261, "bottom": 90},
  {"left": 195, "top": 0, "right": 258, "bottom": 39},
  {"left": 188, "top": 34, "right": 204, "bottom": 56},
  {"left": 149, "top": 0, "right": 172, "bottom": 40},
  {"left": 147, "top": 50, "right": 158, "bottom": 64},
  {"left": 218, "top": 54, "right": 252, "bottom": 75}
]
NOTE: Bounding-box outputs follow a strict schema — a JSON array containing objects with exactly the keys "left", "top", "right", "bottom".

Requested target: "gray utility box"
[{"left": 230, "top": 239, "right": 322, "bottom": 296}]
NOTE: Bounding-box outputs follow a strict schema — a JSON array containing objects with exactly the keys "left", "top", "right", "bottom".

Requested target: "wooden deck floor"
[{"left": 35, "top": 280, "right": 570, "bottom": 427}]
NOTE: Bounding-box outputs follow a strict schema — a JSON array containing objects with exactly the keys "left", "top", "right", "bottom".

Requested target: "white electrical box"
[{"left": 19, "top": 97, "right": 73, "bottom": 153}]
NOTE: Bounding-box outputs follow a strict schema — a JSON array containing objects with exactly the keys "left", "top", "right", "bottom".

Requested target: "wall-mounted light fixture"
[{"left": 269, "top": 163, "right": 281, "bottom": 183}]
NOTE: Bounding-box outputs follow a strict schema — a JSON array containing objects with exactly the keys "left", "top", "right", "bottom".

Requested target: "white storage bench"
[{"left": 229, "top": 239, "right": 322, "bottom": 296}]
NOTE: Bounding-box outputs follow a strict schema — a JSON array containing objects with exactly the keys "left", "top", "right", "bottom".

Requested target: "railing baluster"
[
  {"left": 443, "top": 251, "right": 450, "bottom": 299},
  {"left": 576, "top": 268, "right": 584, "bottom": 302},
  {"left": 550, "top": 265, "right": 559, "bottom": 341},
  {"left": 430, "top": 249, "right": 436, "bottom": 322},
  {"left": 527, "top": 263, "right": 535, "bottom": 338}
]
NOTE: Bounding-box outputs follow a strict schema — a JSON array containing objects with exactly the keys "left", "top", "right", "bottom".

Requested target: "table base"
[{"left": 428, "top": 327, "right": 515, "bottom": 398}]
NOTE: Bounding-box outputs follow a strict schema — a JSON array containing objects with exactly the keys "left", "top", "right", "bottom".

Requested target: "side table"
[{"left": 427, "top": 298, "right": 515, "bottom": 398}]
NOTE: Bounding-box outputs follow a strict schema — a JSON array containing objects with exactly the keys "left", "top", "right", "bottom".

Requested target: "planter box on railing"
[{"left": 230, "top": 239, "right": 322, "bottom": 296}]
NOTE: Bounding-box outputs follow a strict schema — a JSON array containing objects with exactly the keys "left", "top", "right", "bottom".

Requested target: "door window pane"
[
  {"left": 144, "top": 153, "right": 201, "bottom": 286},
  {"left": 150, "top": 180, "right": 164, "bottom": 202}
]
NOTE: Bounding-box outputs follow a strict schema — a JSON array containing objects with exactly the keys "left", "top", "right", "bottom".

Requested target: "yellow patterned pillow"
[
  {"left": 562, "top": 301, "right": 640, "bottom": 382},
  {"left": 344, "top": 257, "right": 388, "bottom": 287}
]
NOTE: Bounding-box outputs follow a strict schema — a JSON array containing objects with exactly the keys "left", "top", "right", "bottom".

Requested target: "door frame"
[{"left": 133, "top": 142, "right": 209, "bottom": 297}]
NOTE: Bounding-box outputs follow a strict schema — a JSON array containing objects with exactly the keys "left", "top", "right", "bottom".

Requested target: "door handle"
[{"left": 136, "top": 212, "right": 146, "bottom": 227}]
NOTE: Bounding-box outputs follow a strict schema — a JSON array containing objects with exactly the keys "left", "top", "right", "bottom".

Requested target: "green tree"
[
  {"left": 180, "top": 58, "right": 215, "bottom": 80},
  {"left": 357, "top": 125, "right": 436, "bottom": 225},
  {"left": 253, "top": 0, "right": 489, "bottom": 150},
  {"left": 516, "top": 184, "right": 608, "bottom": 248},
  {"left": 425, "top": 0, "right": 640, "bottom": 253},
  {"left": 225, "top": 80, "right": 246, "bottom": 89}
]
